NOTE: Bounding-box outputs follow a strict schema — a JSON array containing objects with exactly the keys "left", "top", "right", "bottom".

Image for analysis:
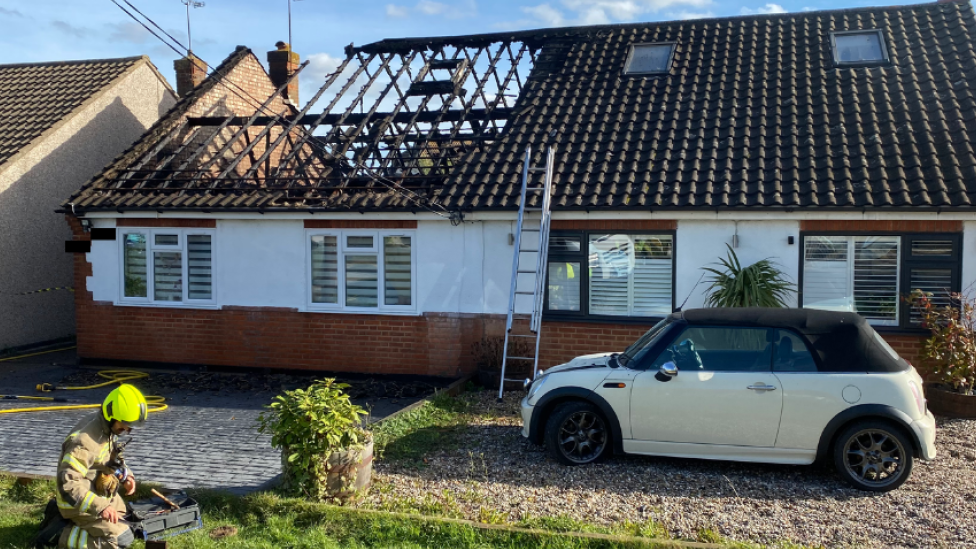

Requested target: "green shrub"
[
  {"left": 702, "top": 244, "right": 795, "bottom": 308},
  {"left": 258, "top": 379, "right": 370, "bottom": 499}
]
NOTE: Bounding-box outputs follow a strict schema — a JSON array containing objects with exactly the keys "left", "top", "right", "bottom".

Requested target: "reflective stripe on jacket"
[{"left": 56, "top": 411, "right": 117, "bottom": 519}]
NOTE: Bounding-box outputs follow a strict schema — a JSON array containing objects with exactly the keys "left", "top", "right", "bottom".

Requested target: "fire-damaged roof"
[{"left": 65, "top": 1, "right": 976, "bottom": 213}]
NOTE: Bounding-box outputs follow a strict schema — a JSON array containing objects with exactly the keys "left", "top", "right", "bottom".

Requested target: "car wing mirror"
[{"left": 659, "top": 361, "right": 678, "bottom": 378}]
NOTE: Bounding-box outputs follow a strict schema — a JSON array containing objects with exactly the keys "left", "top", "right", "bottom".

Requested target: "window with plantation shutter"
[
  {"left": 802, "top": 233, "right": 961, "bottom": 330},
  {"left": 119, "top": 229, "right": 216, "bottom": 306},
  {"left": 546, "top": 231, "right": 674, "bottom": 320},
  {"left": 802, "top": 236, "right": 899, "bottom": 325},
  {"left": 307, "top": 230, "right": 415, "bottom": 312}
]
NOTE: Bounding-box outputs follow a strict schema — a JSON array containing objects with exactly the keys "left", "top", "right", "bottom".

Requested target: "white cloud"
[
  {"left": 668, "top": 10, "right": 715, "bottom": 19},
  {"left": 416, "top": 0, "right": 448, "bottom": 15},
  {"left": 109, "top": 22, "right": 152, "bottom": 44},
  {"left": 306, "top": 52, "right": 344, "bottom": 84},
  {"left": 508, "top": 0, "right": 715, "bottom": 29},
  {"left": 385, "top": 4, "right": 409, "bottom": 18},
  {"left": 740, "top": 3, "right": 787, "bottom": 15},
  {"left": 51, "top": 20, "right": 92, "bottom": 39}
]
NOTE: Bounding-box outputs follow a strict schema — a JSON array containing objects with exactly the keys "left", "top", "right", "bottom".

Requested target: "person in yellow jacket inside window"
[{"left": 33, "top": 384, "right": 149, "bottom": 549}]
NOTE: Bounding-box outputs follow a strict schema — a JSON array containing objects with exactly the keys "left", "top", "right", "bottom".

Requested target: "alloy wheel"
[
  {"left": 842, "top": 428, "right": 906, "bottom": 488},
  {"left": 557, "top": 410, "right": 607, "bottom": 464}
]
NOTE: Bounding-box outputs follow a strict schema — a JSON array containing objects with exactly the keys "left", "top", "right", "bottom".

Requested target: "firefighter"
[{"left": 33, "top": 384, "right": 149, "bottom": 549}]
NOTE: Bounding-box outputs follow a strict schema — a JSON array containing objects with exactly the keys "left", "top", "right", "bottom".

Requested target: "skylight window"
[
  {"left": 832, "top": 30, "right": 889, "bottom": 65},
  {"left": 624, "top": 43, "right": 675, "bottom": 75}
]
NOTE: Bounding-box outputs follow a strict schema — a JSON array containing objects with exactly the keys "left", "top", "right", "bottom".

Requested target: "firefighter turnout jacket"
[{"left": 56, "top": 411, "right": 122, "bottom": 519}]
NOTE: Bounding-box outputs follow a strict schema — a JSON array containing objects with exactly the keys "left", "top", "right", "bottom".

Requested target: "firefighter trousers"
[{"left": 57, "top": 495, "right": 132, "bottom": 549}]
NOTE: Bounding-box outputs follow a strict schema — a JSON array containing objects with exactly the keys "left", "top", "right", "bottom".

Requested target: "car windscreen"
[{"left": 618, "top": 318, "right": 673, "bottom": 368}]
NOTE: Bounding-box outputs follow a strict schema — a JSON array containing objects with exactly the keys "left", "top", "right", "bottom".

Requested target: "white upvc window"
[
  {"left": 118, "top": 228, "right": 216, "bottom": 306},
  {"left": 802, "top": 235, "right": 900, "bottom": 326},
  {"left": 306, "top": 229, "right": 416, "bottom": 313}
]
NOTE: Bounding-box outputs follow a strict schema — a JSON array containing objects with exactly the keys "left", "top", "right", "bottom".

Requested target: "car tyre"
[
  {"left": 832, "top": 419, "right": 914, "bottom": 492},
  {"left": 544, "top": 401, "right": 611, "bottom": 466}
]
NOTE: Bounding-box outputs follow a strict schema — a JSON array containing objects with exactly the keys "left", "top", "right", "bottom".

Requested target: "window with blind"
[
  {"left": 545, "top": 231, "right": 675, "bottom": 320},
  {"left": 119, "top": 229, "right": 215, "bottom": 305},
  {"left": 801, "top": 233, "right": 960, "bottom": 329},
  {"left": 308, "top": 230, "right": 414, "bottom": 311}
]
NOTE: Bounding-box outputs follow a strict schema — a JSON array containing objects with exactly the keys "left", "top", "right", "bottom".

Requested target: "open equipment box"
[{"left": 126, "top": 491, "right": 203, "bottom": 541}]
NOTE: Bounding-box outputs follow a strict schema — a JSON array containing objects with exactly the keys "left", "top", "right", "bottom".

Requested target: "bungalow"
[
  {"left": 0, "top": 56, "right": 174, "bottom": 352},
  {"left": 62, "top": 2, "right": 976, "bottom": 378}
]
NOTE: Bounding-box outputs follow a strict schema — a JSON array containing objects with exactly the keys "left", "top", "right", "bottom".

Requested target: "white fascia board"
[{"left": 84, "top": 210, "right": 976, "bottom": 221}]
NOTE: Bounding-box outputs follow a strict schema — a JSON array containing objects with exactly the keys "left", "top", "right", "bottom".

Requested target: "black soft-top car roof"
[{"left": 673, "top": 308, "right": 908, "bottom": 373}]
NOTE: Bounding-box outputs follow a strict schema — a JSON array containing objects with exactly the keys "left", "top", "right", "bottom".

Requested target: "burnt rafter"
[{"left": 94, "top": 34, "right": 540, "bottom": 198}]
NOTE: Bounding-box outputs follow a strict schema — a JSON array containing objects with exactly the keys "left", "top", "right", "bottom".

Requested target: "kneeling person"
[{"left": 36, "top": 384, "right": 149, "bottom": 549}]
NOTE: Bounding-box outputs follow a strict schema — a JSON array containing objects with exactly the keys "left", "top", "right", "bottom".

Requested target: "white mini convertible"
[{"left": 520, "top": 308, "right": 937, "bottom": 492}]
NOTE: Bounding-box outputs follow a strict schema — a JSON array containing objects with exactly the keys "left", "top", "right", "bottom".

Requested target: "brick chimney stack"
[
  {"left": 173, "top": 53, "right": 207, "bottom": 97},
  {"left": 268, "top": 41, "right": 300, "bottom": 105}
]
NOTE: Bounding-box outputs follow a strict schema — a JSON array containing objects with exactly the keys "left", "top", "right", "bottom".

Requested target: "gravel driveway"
[{"left": 365, "top": 391, "right": 976, "bottom": 549}]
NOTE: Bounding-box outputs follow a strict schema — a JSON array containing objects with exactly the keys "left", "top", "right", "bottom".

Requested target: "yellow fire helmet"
[{"left": 102, "top": 384, "right": 149, "bottom": 428}]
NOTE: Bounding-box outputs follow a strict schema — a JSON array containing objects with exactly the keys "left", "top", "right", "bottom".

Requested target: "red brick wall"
[
  {"left": 303, "top": 220, "right": 417, "bottom": 229},
  {"left": 116, "top": 219, "right": 216, "bottom": 228},
  {"left": 800, "top": 220, "right": 963, "bottom": 232}
]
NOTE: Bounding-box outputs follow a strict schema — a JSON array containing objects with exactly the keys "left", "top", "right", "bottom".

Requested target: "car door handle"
[{"left": 747, "top": 384, "right": 777, "bottom": 391}]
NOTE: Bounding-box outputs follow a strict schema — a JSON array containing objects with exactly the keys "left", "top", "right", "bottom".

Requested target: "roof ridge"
[
  {"left": 62, "top": 46, "right": 256, "bottom": 209},
  {"left": 0, "top": 55, "right": 146, "bottom": 70},
  {"left": 354, "top": 0, "right": 968, "bottom": 53}
]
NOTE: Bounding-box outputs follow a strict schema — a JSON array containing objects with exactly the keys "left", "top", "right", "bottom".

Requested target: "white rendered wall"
[
  {"left": 416, "top": 220, "right": 512, "bottom": 315},
  {"left": 216, "top": 220, "right": 306, "bottom": 308},
  {"left": 675, "top": 220, "right": 801, "bottom": 310}
]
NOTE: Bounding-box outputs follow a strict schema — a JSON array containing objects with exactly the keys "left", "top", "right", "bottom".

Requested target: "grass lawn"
[{"left": 0, "top": 390, "right": 815, "bottom": 549}]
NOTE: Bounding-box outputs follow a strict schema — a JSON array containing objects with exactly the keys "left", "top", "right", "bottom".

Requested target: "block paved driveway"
[{"left": 0, "top": 350, "right": 441, "bottom": 494}]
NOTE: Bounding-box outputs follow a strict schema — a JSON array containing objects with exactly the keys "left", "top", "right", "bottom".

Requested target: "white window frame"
[
  {"left": 305, "top": 229, "right": 418, "bottom": 315},
  {"left": 623, "top": 42, "right": 677, "bottom": 75},
  {"left": 117, "top": 227, "right": 217, "bottom": 308},
  {"left": 830, "top": 29, "right": 890, "bottom": 66},
  {"left": 801, "top": 235, "right": 900, "bottom": 327}
]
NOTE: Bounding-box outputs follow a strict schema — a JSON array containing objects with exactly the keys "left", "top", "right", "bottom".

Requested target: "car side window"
[
  {"left": 648, "top": 326, "right": 774, "bottom": 372},
  {"left": 772, "top": 330, "right": 818, "bottom": 372}
]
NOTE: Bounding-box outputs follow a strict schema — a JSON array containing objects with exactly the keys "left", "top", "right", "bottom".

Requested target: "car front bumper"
[
  {"left": 910, "top": 409, "right": 937, "bottom": 460},
  {"left": 520, "top": 395, "right": 533, "bottom": 439}
]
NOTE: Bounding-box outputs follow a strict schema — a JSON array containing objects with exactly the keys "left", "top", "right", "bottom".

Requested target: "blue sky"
[{"left": 0, "top": 0, "right": 923, "bottom": 99}]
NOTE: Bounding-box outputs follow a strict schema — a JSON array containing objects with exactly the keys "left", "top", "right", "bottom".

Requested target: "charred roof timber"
[{"left": 88, "top": 36, "right": 540, "bottom": 205}]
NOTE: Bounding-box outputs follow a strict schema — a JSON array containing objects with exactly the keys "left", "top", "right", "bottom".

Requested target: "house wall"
[
  {"left": 0, "top": 63, "right": 175, "bottom": 351},
  {"left": 69, "top": 214, "right": 974, "bottom": 377}
]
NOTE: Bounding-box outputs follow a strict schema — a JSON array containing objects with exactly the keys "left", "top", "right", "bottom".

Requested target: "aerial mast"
[{"left": 181, "top": 0, "right": 205, "bottom": 53}]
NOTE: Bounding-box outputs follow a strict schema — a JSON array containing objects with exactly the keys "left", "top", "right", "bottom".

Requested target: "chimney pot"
[
  {"left": 268, "top": 42, "right": 300, "bottom": 105},
  {"left": 173, "top": 53, "right": 207, "bottom": 97}
]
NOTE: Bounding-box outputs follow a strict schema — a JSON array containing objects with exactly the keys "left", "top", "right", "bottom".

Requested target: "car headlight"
[{"left": 527, "top": 374, "right": 548, "bottom": 401}]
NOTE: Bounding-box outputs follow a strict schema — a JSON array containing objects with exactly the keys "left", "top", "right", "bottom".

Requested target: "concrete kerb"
[{"left": 367, "top": 372, "right": 475, "bottom": 425}]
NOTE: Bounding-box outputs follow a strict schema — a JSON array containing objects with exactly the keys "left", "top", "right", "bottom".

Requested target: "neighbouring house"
[
  {"left": 0, "top": 56, "right": 175, "bottom": 352},
  {"left": 63, "top": 2, "right": 976, "bottom": 378}
]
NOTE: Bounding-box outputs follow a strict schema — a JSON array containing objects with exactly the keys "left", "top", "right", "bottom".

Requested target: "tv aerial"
[{"left": 181, "top": 0, "right": 205, "bottom": 53}]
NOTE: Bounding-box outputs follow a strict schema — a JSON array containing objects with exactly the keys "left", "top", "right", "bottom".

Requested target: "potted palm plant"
[
  {"left": 701, "top": 245, "right": 796, "bottom": 308},
  {"left": 258, "top": 378, "right": 373, "bottom": 502},
  {"left": 909, "top": 289, "right": 976, "bottom": 418}
]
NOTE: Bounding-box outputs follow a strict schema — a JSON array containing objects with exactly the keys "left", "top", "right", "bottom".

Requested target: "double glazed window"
[
  {"left": 546, "top": 232, "right": 675, "bottom": 320},
  {"left": 624, "top": 43, "right": 676, "bottom": 75},
  {"left": 831, "top": 30, "right": 889, "bottom": 65},
  {"left": 801, "top": 234, "right": 960, "bottom": 329},
  {"left": 120, "top": 229, "right": 215, "bottom": 305},
  {"left": 308, "top": 231, "right": 414, "bottom": 311}
]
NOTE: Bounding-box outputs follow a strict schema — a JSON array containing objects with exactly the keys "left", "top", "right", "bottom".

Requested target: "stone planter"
[
  {"left": 925, "top": 384, "right": 976, "bottom": 419},
  {"left": 282, "top": 439, "right": 374, "bottom": 502}
]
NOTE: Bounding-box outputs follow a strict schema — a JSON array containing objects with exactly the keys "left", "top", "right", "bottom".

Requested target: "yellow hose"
[
  {"left": 0, "top": 370, "right": 168, "bottom": 415},
  {"left": 0, "top": 346, "right": 77, "bottom": 363}
]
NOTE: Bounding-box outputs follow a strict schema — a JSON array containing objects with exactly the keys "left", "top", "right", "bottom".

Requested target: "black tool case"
[{"left": 126, "top": 491, "right": 203, "bottom": 540}]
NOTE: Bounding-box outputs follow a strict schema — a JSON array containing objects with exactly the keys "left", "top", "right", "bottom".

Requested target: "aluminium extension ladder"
[{"left": 497, "top": 146, "right": 555, "bottom": 401}]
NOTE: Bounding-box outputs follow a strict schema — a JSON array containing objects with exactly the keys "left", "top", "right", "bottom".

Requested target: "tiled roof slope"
[
  {"left": 0, "top": 57, "right": 143, "bottom": 167},
  {"left": 439, "top": 1, "right": 976, "bottom": 210},
  {"left": 63, "top": 47, "right": 254, "bottom": 210}
]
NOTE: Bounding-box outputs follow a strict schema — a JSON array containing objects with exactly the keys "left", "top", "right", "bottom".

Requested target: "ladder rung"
[
  {"left": 527, "top": 167, "right": 546, "bottom": 172},
  {"left": 525, "top": 187, "right": 547, "bottom": 191},
  {"left": 508, "top": 334, "right": 536, "bottom": 338},
  {"left": 521, "top": 228, "right": 540, "bottom": 232},
  {"left": 516, "top": 269, "right": 537, "bottom": 273},
  {"left": 518, "top": 249, "right": 539, "bottom": 252},
  {"left": 503, "top": 377, "right": 526, "bottom": 382},
  {"left": 505, "top": 356, "right": 536, "bottom": 361},
  {"left": 524, "top": 207, "right": 543, "bottom": 211},
  {"left": 515, "top": 291, "right": 534, "bottom": 295}
]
